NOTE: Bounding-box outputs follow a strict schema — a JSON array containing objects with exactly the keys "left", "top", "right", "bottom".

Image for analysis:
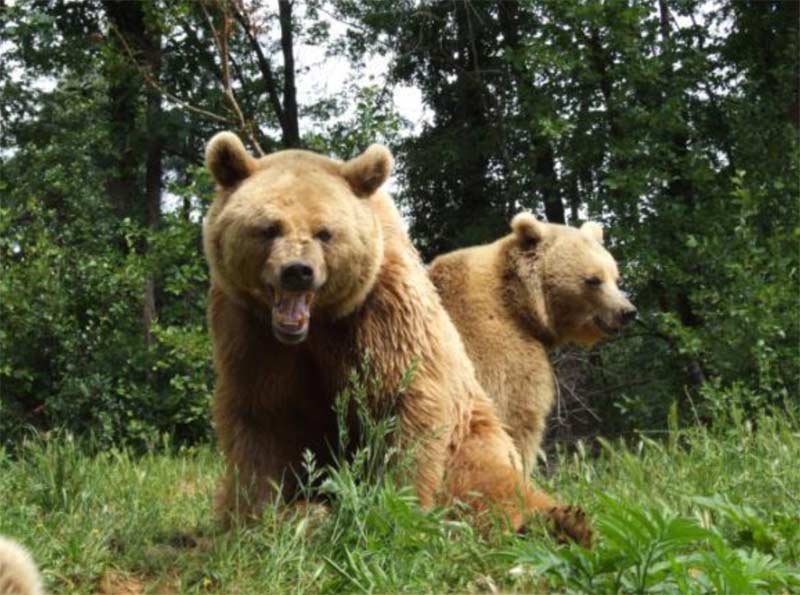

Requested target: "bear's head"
[
  {"left": 509, "top": 212, "right": 637, "bottom": 346},
  {"left": 203, "top": 132, "right": 393, "bottom": 345}
]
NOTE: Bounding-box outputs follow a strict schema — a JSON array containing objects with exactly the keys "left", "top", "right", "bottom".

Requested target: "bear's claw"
[{"left": 546, "top": 504, "right": 593, "bottom": 548}]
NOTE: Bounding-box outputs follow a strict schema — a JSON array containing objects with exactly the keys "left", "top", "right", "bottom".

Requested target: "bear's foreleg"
[
  {"left": 395, "top": 392, "right": 451, "bottom": 509},
  {"left": 214, "top": 400, "right": 307, "bottom": 526}
]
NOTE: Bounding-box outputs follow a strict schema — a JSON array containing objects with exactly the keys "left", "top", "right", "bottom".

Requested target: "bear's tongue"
[{"left": 272, "top": 291, "right": 313, "bottom": 335}]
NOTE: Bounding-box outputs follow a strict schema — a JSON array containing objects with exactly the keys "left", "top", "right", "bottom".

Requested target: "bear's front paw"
[{"left": 546, "top": 504, "right": 593, "bottom": 548}]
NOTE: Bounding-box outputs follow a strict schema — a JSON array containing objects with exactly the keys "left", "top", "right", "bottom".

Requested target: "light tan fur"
[
  {"left": 430, "top": 212, "right": 635, "bottom": 474},
  {"left": 202, "top": 134, "right": 591, "bottom": 544},
  {"left": 0, "top": 537, "right": 43, "bottom": 595}
]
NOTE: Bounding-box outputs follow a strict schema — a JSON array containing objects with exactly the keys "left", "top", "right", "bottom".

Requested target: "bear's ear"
[
  {"left": 205, "top": 131, "right": 256, "bottom": 188},
  {"left": 341, "top": 144, "right": 394, "bottom": 198},
  {"left": 511, "top": 212, "right": 547, "bottom": 248},
  {"left": 581, "top": 221, "right": 604, "bottom": 244}
]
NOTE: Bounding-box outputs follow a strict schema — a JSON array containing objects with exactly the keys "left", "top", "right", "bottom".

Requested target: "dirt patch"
[
  {"left": 96, "top": 570, "right": 180, "bottom": 595},
  {"left": 97, "top": 571, "right": 145, "bottom": 595}
]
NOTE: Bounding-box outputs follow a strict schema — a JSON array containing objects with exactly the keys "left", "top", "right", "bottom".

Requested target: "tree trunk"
[
  {"left": 454, "top": 1, "right": 490, "bottom": 221},
  {"left": 104, "top": 0, "right": 143, "bottom": 220},
  {"left": 104, "top": 0, "right": 163, "bottom": 348},
  {"left": 497, "top": 0, "right": 565, "bottom": 223},
  {"left": 659, "top": 0, "right": 706, "bottom": 390},
  {"left": 231, "top": 0, "right": 299, "bottom": 148},
  {"left": 536, "top": 142, "right": 565, "bottom": 224},
  {"left": 278, "top": 0, "right": 300, "bottom": 148},
  {"left": 142, "top": 6, "right": 162, "bottom": 348}
]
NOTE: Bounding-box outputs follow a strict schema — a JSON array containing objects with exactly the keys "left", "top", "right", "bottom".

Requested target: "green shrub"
[{"left": 0, "top": 166, "right": 213, "bottom": 449}]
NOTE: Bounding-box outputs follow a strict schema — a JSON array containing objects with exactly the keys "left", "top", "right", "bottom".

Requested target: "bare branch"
[
  {"left": 108, "top": 23, "right": 233, "bottom": 125},
  {"left": 201, "top": 0, "right": 265, "bottom": 155}
]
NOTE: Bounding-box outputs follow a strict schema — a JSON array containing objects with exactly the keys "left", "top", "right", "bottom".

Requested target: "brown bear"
[
  {"left": 0, "top": 536, "right": 43, "bottom": 595},
  {"left": 429, "top": 213, "right": 636, "bottom": 474},
  {"left": 202, "top": 133, "right": 590, "bottom": 543}
]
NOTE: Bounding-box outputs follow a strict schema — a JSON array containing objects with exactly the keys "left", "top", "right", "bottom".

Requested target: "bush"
[{"left": 0, "top": 159, "right": 213, "bottom": 448}]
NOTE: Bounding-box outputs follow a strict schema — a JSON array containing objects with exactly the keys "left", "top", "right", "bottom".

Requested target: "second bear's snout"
[{"left": 619, "top": 306, "right": 637, "bottom": 326}]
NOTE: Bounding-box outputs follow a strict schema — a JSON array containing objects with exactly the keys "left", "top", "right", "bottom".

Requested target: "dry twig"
[{"left": 201, "top": 0, "right": 265, "bottom": 155}]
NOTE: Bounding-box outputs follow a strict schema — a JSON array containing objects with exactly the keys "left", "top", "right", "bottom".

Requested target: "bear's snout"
[
  {"left": 280, "top": 261, "right": 315, "bottom": 291},
  {"left": 619, "top": 306, "right": 637, "bottom": 326}
]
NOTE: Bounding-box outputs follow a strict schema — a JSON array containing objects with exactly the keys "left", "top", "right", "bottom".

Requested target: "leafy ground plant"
[{"left": 506, "top": 494, "right": 798, "bottom": 594}]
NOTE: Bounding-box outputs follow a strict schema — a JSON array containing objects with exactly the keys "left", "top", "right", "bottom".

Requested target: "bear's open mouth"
[
  {"left": 272, "top": 290, "right": 315, "bottom": 344},
  {"left": 593, "top": 315, "right": 618, "bottom": 336}
]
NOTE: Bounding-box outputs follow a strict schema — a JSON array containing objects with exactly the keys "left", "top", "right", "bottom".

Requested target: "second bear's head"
[
  {"left": 203, "top": 132, "right": 392, "bottom": 345},
  {"left": 509, "top": 212, "right": 637, "bottom": 346}
]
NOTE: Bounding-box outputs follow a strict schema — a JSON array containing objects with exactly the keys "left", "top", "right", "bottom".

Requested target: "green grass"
[{"left": 1, "top": 406, "right": 798, "bottom": 594}]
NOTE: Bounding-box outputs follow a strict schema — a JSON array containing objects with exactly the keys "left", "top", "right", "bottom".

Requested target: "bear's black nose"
[
  {"left": 620, "top": 307, "right": 638, "bottom": 325},
  {"left": 280, "top": 261, "right": 315, "bottom": 291}
]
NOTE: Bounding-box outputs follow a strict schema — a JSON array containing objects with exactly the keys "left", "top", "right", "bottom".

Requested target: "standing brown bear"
[
  {"left": 430, "top": 213, "right": 637, "bottom": 474},
  {"left": 202, "top": 132, "right": 590, "bottom": 543}
]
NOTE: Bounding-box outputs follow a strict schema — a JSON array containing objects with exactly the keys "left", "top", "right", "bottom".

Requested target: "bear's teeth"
[{"left": 273, "top": 291, "right": 314, "bottom": 327}]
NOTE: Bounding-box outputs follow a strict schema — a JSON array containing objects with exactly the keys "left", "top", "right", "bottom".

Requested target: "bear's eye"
[
  {"left": 261, "top": 224, "right": 282, "bottom": 240},
  {"left": 585, "top": 276, "right": 603, "bottom": 287},
  {"left": 314, "top": 228, "right": 333, "bottom": 243}
]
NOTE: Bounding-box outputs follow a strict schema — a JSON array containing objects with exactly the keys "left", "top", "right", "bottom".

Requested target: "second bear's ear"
[
  {"left": 205, "top": 131, "right": 256, "bottom": 188},
  {"left": 581, "top": 221, "right": 604, "bottom": 244},
  {"left": 341, "top": 144, "right": 394, "bottom": 198},
  {"left": 511, "top": 212, "right": 547, "bottom": 248}
]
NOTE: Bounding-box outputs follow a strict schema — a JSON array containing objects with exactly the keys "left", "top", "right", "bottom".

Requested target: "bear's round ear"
[
  {"left": 511, "top": 212, "right": 547, "bottom": 247},
  {"left": 341, "top": 144, "right": 394, "bottom": 198},
  {"left": 581, "top": 221, "right": 604, "bottom": 244},
  {"left": 205, "top": 131, "right": 256, "bottom": 188}
]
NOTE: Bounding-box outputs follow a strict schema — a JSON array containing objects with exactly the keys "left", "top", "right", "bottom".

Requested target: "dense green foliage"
[{"left": 1, "top": 0, "right": 798, "bottom": 448}]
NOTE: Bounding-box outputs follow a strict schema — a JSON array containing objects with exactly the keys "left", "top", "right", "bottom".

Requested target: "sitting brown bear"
[
  {"left": 430, "top": 213, "right": 636, "bottom": 474},
  {"left": 202, "top": 133, "right": 590, "bottom": 544}
]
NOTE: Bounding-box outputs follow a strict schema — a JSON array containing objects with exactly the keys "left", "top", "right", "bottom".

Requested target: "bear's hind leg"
[
  {"left": 445, "top": 407, "right": 554, "bottom": 526},
  {"left": 446, "top": 401, "right": 592, "bottom": 545}
]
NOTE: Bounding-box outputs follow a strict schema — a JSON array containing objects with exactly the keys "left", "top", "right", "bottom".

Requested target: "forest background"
[{"left": 1, "top": 0, "right": 797, "bottom": 453}]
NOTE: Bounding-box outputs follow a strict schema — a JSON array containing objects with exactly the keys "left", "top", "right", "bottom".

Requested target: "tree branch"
[
  {"left": 201, "top": 1, "right": 265, "bottom": 155},
  {"left": 109, "top": 23, "right": 233, "bottom": 125}
]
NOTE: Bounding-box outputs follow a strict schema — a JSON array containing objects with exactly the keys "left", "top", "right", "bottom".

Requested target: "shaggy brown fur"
[
  {"left": 202, "top": 134, "right": 590, "bottom": 545},
  {"left": 0, "top": 537, "right": 43, "bottom": 595},
  {"left": 430, "top": 213, "right": 636, "bottom": 473}
]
